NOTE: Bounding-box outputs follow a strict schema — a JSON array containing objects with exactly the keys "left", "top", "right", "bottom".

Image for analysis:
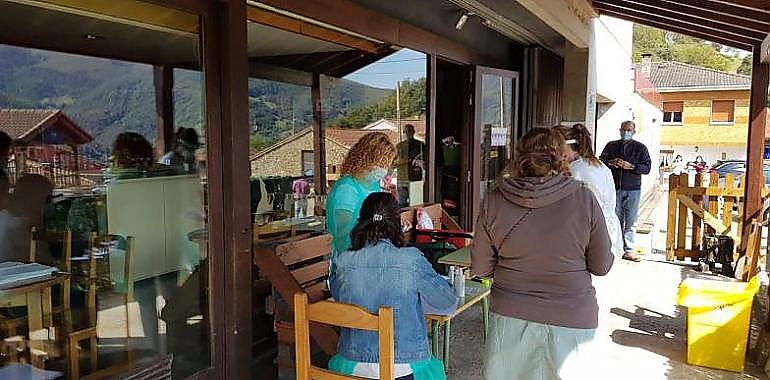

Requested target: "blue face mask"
[
  {"left": 621, "top": 131, "right": 634, "bottom": 141},
  {"left": 365, "top": 167, "right": 388, "bottom": 184}
]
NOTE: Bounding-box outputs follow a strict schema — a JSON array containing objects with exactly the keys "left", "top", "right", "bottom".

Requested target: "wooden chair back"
[
  {"left": 30, "top": 227, "right": 73, "bottom": 307},
  {"left": 294, "top": 292, "right": 394, "bottom": 380}
]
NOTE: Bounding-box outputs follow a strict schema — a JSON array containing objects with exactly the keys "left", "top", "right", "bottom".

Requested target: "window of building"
[
  {"left": 711, "top": 100, "right": 735, "bottom": 124},
  {"left": 662, "top": 101, "right": 683, "bottom": 124},
  {"left": 301, "top": 150, "right": 314, "bottom": 176}
]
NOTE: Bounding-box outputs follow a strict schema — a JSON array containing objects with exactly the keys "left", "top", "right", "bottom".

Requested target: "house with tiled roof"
[
  {"left": 643, "top": 61, "right": 754, "bottom": 164},
  {"left": 0, "top": 109, "right": 94, "bottom": 186},
  {"left": 249, "top": 127, "right": 401, "bottom": 182}
]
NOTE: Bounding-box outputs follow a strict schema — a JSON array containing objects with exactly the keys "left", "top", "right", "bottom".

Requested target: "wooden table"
[
  {"left": 0, "top": 274, "right": 69, "bottom": 367},
  {"left": 426, "top": 279, "right": 490, "bottom": 371},
  {"left": 437, "top": 246, "right": 471, "bottom": 268}
]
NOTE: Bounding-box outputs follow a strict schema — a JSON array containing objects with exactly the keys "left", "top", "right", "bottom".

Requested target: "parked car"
[{"left": 706, "top": 160, "right": 770, "bottom": 187}]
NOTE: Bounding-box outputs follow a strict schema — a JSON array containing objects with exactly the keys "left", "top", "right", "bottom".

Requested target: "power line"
[{"left": 370, "top": 58, "right": 426, "bottom": 64}]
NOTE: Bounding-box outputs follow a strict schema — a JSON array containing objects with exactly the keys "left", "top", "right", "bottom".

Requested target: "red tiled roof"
[{"left": 0, "top": 109, "right": 92, "bottom": 144}]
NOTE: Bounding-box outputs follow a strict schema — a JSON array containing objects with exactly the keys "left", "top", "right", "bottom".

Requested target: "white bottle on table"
[
  {"left": 454, "top": 268, "right": 465, "bottom": 298},
  {"left": 448, "top": 266, "right": 456, "bottom": 287}
]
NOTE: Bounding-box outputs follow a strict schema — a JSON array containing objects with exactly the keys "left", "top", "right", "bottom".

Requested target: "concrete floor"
[{"left": 445, "top": 189, "right": 769, "bottom": 380}]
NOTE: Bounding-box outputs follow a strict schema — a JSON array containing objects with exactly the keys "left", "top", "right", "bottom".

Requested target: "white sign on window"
[{"left": 491, "top": 127, "right": 508, "bottom": 147}]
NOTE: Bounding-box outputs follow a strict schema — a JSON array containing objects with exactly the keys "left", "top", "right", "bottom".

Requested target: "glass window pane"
[{"left": 0, "top": 2, "right": 210, "bottom": 378}]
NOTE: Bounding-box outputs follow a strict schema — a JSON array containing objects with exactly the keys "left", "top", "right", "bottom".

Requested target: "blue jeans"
[{"left": 615, "top": 190, "right": 641, "bottom": 253}]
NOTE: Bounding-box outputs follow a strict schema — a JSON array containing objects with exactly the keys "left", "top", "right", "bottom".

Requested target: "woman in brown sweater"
[{"left": 472, "top": 127, "right": 613, "bottom": 380}]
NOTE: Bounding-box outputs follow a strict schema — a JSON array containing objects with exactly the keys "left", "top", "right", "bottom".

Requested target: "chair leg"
[{"left": 443, "top": 320, "right": 451, "bottom": 371}]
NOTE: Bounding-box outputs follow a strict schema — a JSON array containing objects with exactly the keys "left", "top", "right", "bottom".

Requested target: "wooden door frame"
[{"left": 467, "top": 66, "right": 520, "bottom": 230}]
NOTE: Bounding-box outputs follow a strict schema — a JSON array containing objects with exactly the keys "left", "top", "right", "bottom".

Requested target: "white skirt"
[{"left": 484, "top": 313, "right": 601, "bottom": 380}]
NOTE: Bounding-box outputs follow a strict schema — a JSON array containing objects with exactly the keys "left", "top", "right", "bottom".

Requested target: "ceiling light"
[
  {"left": 83, "top": 34, "right": 104, "bottom": 41},
  {"left": 455, "top": 12, "right": 470, "bottom": 30}
]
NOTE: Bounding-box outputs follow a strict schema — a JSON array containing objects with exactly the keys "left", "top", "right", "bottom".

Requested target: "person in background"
[
  {"left": 0, "top": 131, "right": 12, "bottom": 180},
  {"left": 599, "top": 120, "right": 651, "bottom": 262},
  {"left": 111, "top": 132, "right": 155, "bottom": 179},
  {"left": 292, "top": 177, "right": 310, "bottom": 218},
  {"left": 329, "top": 192, "right": 456, "bottom": 380},
  {"left": 472, "top": 127, "right": 613, "bottom": 380},
  {"left": 556, "top": 124, "right": 623, "bottom": 259},
  {"left": 161, "top": 127, "right": 200, "bottom": 174},
  {"left": 395, "top": 124, "right": 425, "bottom": 181},
  {"left": 326, "top": 132, "right": 396, "bottom": 256},
  {"left": 394, "top": 124, "right": 425, "bottom": 205},
  {"left": 0, "top": 174, "right": 53, "bottom": 262}
]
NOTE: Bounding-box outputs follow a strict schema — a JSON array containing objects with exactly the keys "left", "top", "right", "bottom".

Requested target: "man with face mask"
[{"left": 600, "top": 120, "right": 651, "bottom": 262}]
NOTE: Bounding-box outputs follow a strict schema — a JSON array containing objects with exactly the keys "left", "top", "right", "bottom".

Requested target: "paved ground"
[{"left": 446, "top": 187, "right": 769, "bottom": 380}]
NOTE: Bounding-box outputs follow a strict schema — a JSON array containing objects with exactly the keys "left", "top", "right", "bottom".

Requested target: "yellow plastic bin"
[{"left": 677, "top": 276, "right": 760, "bottom": 372}]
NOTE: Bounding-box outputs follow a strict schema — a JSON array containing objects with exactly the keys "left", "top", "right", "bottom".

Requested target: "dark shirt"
[
  {"left": 397, "top": 138, "right": 425, "bottom": 181},
  {"left": 600, "top": 139, "right": 651, "bottom": 191}
]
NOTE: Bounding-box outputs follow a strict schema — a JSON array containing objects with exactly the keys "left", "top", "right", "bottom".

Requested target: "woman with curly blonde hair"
[
  {"left": 326, "top": 132, "right": 396, "bottom": 255},
  {"left": 472, "top": 127, "right": 613, "bottom": 380}
]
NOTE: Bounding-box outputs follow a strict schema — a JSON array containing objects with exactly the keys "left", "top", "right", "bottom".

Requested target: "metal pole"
[{"left": 396, "top": 80, "right": 402, "bottom": 141}]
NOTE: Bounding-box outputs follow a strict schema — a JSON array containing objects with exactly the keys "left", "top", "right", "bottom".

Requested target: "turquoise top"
[
  {"left": 328, "top": 353, "right": 446, "bottom": 380},
  {"left": 325, "top": 174, "right": 380, "bottom": 255}
]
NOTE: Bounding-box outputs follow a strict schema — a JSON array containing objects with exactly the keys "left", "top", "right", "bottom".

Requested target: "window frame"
[
  {"left": 662, "top": 101, "right": 684, "bottom": 126},
  {"left": 301, "top": 149, "right": 314, "bottom": 176},
  {"left": 710, "top": 99, "right": 736, "bottom": 126}
]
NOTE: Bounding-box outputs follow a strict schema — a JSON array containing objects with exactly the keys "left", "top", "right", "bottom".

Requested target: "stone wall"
[{"left": 250, "top": 132, "right": 350, "bottom": 179}]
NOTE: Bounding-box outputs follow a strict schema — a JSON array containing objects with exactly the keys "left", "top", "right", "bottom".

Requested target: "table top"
[
  {"left": 426, "top": 279, "right": 490, "bottom": 322},
  {"left": 437, "top": 246, "right": 472, "bottom": 267},
  {"left": 0, "top": 274, "right": 68, "bottom": 297}
]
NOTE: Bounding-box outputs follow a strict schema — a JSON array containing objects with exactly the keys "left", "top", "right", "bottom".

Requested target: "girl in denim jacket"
[{"left": 329, "top": 192, "right": 456, "bottom": 380}]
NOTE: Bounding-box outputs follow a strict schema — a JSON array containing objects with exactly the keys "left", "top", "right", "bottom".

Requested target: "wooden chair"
[
  {"left": 294, "top": 292, "right": 394, "bottom": 380},
  {"left": 31, "top": 228, "right": 73, "bottom": 310},
  {"left": 67, "top": 233, "right": 136, "bottom": 379}
]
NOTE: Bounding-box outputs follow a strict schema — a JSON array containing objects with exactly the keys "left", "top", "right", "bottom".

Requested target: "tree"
[
  {"left": 737, "top": 54, "right": 752, "bottom": 75},
  {"left": 328, "top": 78, "right": 427, "bottom": 128},
  {"left": 633, "top": 24, "right": 742, "bottom": 72}
]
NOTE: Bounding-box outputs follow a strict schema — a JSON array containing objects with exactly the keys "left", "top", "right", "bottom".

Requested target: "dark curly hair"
[{"left": 350, "top": 192, "right": 403, "bottom": 251}]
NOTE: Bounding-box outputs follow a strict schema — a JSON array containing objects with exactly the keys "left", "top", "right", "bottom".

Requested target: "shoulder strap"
[{"left": 484, "top": 191, "right": 533, "bottom": 251}]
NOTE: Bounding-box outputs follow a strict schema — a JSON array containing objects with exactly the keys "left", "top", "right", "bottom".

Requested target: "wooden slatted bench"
[{"left": 252, "top": 232, "right": 338, "bottom": 378}]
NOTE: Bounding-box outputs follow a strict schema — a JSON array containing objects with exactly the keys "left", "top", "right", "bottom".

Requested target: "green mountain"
[
  {"left": 0, "top": 44, "right": 391, "bottom": 159},
  {"left": 329, "top": 78, "right": 427, "bottom": 128}
]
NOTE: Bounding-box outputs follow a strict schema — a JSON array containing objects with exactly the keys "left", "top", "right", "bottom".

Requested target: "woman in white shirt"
[{"left": 556, "top": 124, "right": 623, "bottom": 259}]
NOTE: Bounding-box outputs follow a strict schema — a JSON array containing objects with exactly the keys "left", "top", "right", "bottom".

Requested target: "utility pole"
[{"left": 396, "top": 80, "right": 402, "bottom": 141}]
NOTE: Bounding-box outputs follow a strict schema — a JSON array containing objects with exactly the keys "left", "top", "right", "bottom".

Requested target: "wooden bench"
[{"left": 252, "top": 232, "right": 338, "bottom": 377}]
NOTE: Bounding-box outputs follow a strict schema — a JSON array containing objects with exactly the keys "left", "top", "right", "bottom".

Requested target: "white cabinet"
[{"left": 106, "top": 175, "right": 204, "bottom": 281}]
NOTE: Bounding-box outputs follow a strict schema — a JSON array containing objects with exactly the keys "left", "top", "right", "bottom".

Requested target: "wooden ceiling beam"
[
  {"left": 246, "top": 6, "right": 382, "bottom": 54},
  {"left": 668, "top": 0, "right": 770, "bottom": 25},
  {"left": 596, "top": 0, "right": 769, "bottom": 36},
  {"left": 255, "top": 0, "right": 487, "bottom": 65},
  {"left": 762, "top": 34, "right": 770, "bottom": 64},
  {"left": 596, "top": 9, "right": 754, "bottom": 51},
  {"left": 715, "top": 0, "right": 770, "bottom": 12},
  {"left": 594, "top": 3, "right": 760, "bottom": 45}
]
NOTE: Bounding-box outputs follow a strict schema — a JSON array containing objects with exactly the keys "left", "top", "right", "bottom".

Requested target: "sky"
[{"left": 344, "top": 49, "right": 427, "bottom": 89}]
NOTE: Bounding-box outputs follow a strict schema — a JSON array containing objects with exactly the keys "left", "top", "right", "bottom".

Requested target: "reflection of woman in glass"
[
  {"left": 326, "top": 132, "right": 396, "bottom": 256},
  {"left": 110, "top": 132, "right": 155, "bottom": 179}
]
